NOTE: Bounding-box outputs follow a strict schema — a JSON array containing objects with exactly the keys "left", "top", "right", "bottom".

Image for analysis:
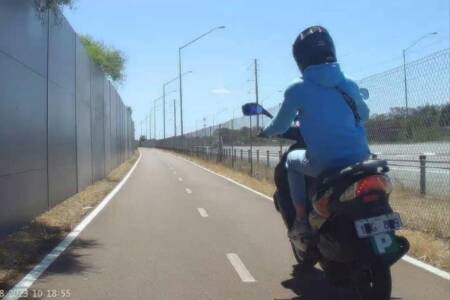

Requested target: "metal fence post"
[
  {"left": 279, "top": 150, "right": 282, "bottom": 161},
  {"left": 249, "top": 149, "right": 253, "bottom": 176},
  {"left": 419, "top": 154, "right": 427, "bottom": 195},
  {"left": 233, "top": 149, "right": 237, "bottom": 168},
  {"left": 256, "top": 150, "right": 260, "bottom": 163},
  {"left": 266, "top": 150, "right": 270, "bottom": 167},
  {"left": 240, "top": 149, "right": 243, "bottom": 161}
]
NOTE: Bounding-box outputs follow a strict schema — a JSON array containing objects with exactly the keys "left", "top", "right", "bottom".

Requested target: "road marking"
[
  {"left": 178, "top": 177, "right": 183, "bottom": 182},
  {"left": 177, "top": 156, "right": 273, "bottom": 202},
  {"left": 172, "top": 152, "right": 450, "bottom": 281},
  {"left": 185, "top": 188, "right": 192, "bottom": 194},
  {"left": 4, "top": 152, "right": 143, "bottom": 300},
  {"left": 403, "top": 255, "right": 450, "bottom": 280},
  {"left": 197, "top": 208, "right": 208, "bottom": 217},
  {"left": 422, "top": 152, "right": 436, "bottom": 156},
  {"left": 226, "top": 253, "right": 256, "bottom": 283}
]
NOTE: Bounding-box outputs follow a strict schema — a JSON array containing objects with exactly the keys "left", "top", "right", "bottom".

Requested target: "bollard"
[
  {"left": 266, "top": 150, "right": 270, "bottom": 167},
  {"left": 249, "top": 149, "right": 253, "bottom": 176},
  {"left": 419, "top": 154, "right": 427, "bottom": 195},
  {"left": 232, "top": 149, "right": 236, "bottom": 168}
]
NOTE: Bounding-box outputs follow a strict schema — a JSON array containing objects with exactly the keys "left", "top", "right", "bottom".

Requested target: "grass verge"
[
  {"left": 174, "top": 151, "right": 450, "bottom": 272},
  {"left": 0, "top": 151, "right": 139, "bottom": 292}
]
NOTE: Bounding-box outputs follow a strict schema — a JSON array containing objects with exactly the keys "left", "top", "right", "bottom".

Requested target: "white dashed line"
[
  {"left": 178, "top": 177, "right": 183, "bottom": 182},
  {"left": 197, "top": 208, "right": 208, "bottom": 218},
  {"left": 185, "top": 188, "right": 192, "bottom": 194},
  {"left": 226, "top": 253, "right": 256, "bottom": 282}
]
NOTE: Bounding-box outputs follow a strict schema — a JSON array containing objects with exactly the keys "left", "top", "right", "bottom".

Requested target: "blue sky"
[{"left": 64, "top": 0, "right": 450, "bottom": 138}]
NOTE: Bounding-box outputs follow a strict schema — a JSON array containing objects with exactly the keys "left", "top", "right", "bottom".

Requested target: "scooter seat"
[{"left": 317, "top": 160, "right": 389, "bottom": 188}]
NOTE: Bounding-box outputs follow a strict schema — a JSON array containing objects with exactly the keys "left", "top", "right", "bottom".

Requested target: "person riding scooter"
[{"left": 260, "top": 26, "right": 370, "bottom": 249}]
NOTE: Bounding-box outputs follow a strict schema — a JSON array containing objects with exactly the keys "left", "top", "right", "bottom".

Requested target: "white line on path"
[
  {"left": 403, "top": 255, "right": 450, "bottom": 280},
  {"left": 197, "top": 208, "right": 209, "bottom": 218},
  {"left": 178, "top": 177, "right": 183, "bottom": 182},
  {"left": 185, "top": 188, "right": 192, "bottom": 194},
  {"left": 226, "top": 253, "right": 256, "bottom": 283},
  {"left": 174, "top": 153, "right": 450, "bottom": 281},
  {"left": 4, "top": 153, "right": 143, "bottom": 300}
]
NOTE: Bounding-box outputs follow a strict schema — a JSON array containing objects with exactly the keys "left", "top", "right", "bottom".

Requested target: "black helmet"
[{"left": 293, "top": 26, "right": 336, "bottom": 72}]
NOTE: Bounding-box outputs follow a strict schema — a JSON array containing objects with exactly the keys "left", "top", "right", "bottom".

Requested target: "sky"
[{"left": 64, "top": 0, "right": 450, "bottom": 139}]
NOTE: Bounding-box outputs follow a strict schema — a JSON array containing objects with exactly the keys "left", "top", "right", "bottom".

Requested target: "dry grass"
[
  {"left": 390, "top": 188, "right": 450, "bottom": 239},
  {"left": 0, "top": 151, "right": 139, "bottom": 291},
  {"left": 175, "top": 151, "right": 450, "bottom": 271},
  {"left": 399, "top": 229, "right": 450, "bottom": 270}
]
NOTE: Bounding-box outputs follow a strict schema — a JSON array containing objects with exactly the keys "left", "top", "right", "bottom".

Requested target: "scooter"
[{"left": 241, "top": 100, "right": 409, "bottom": 300}]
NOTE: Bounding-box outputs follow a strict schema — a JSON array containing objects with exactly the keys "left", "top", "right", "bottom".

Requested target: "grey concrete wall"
[
  {"left": 104, "top": 81, "right": 112, "bottom": 174},
  {"left": 0, "top": 2, "right": 136, "bottom": 237},
  {"left": 76, "top": 38, "right": 93, "bottom": 191},
  {"left": 0, "top": 0, "right": 49, "bottom": 235},
  {"left": 91, "top": 65, "right": 106, "bottom": 182},
  {"left": 47, "top": 13, "right": 77, "bottom": 207}
]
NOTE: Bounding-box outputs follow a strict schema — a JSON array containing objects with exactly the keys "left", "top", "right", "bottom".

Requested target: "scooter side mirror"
[{"left": 242, "top": 102, "right": 273, "bottom": 118}]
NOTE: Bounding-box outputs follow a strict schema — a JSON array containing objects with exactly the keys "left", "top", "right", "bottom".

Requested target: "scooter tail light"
[{"left": 339, "top": 175, "right": 392, "bottom": 203}]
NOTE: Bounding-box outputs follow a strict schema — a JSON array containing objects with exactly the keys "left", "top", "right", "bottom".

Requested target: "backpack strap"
[{"left": 336, "top": 86, "right": 361, "bottom": 125}]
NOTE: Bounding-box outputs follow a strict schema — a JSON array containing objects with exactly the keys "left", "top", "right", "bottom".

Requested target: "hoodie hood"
[{"left": 302, "top": 63, "right": 345, "bottom": 88}]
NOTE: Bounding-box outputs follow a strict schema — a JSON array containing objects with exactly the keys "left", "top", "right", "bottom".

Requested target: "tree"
[
  {"left": 439, "top": 103, "right": 450, "bottom": 127},
  {"left": 80, "top": 35, "right": 126, "bottom": 83},
  {"left": 36, "top": 0, "right": 75, "bottom": 14}
]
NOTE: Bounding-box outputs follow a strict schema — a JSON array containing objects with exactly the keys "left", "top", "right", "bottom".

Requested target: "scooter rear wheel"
[{"left": 354, "top": 264, "right": 392, "bottom": 300}]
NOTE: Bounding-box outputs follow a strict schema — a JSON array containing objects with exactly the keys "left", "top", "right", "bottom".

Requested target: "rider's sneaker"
[{"left": 288, "top": 218, "right": 313, "bottom": 251}]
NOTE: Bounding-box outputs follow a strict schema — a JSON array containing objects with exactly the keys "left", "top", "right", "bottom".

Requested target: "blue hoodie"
[{"left": 263, "top": 63, "right": 370, "bottom": 169}]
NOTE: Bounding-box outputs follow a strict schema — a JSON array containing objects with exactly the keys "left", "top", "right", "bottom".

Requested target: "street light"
[
  {"left": 152, "top": 90, "right": 177, "bottom": 140},
  {"left": 178, "top": 26, "right": 226, "bottom": 136},
  {"left": 163, "top": 70, "right": 192, "bottom": 139},
  {"left": 402, "top": 32, "right": 438, "bottom": 117}
]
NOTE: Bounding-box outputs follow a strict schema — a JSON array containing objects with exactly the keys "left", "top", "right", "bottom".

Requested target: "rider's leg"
[
  {"left": 285, "top": 150, "right": 324, "bottom": 248},
  {"left": 285, "top": 150, "right": 321, "bottom": 219},
  {"left": 286, "top": 166, "right": 308, "bottom": 220}
]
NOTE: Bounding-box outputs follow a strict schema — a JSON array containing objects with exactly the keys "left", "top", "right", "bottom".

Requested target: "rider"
[{"left": 261, "top": 26, "right": 370, "bottom": 247}]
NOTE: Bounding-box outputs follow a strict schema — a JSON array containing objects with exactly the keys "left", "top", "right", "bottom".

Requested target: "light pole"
[
  {"left": 152, "top": 90, "right": 177, "bottom": 140},
  {"left": 402, "top": 32, "right": 438, "bottom": 117},
  {"left": 178, "top": 26, "right": 226, "bottom": 136},
  {"left": 163, "top": 71, "right": 192, "bottom": 139}
]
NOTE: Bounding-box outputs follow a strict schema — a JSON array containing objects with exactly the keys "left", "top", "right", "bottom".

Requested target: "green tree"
[
  {"left": 439, "top": 103, "right": 450, "bottom": 127},
  {"left": 80, "top": 35, "right": 126, "bottom": 83},
  {"left": 36, "top": 0, "right": 75, "bottom": 13}
]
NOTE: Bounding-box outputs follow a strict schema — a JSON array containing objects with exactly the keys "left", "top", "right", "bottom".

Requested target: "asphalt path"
[{"left": 14, "top": 148, "right": 450, "bottom": 300}]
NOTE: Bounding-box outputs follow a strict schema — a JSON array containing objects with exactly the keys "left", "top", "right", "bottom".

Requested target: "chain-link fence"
[{"left": 153, "top": 48, "right": 450, "bottom": 238}]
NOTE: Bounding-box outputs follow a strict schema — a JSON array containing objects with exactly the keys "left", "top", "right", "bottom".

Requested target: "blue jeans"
[{"left": 285, "top": 150, "right": 324, "bottom": 208}]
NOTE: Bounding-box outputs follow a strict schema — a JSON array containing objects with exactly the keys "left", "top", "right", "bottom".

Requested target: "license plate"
[
  {"left": 370, "top": 232, "right": 401, "bottom": 255},
  {"left": 354, "top": 212, "right": 402, "bottom": 238}
]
